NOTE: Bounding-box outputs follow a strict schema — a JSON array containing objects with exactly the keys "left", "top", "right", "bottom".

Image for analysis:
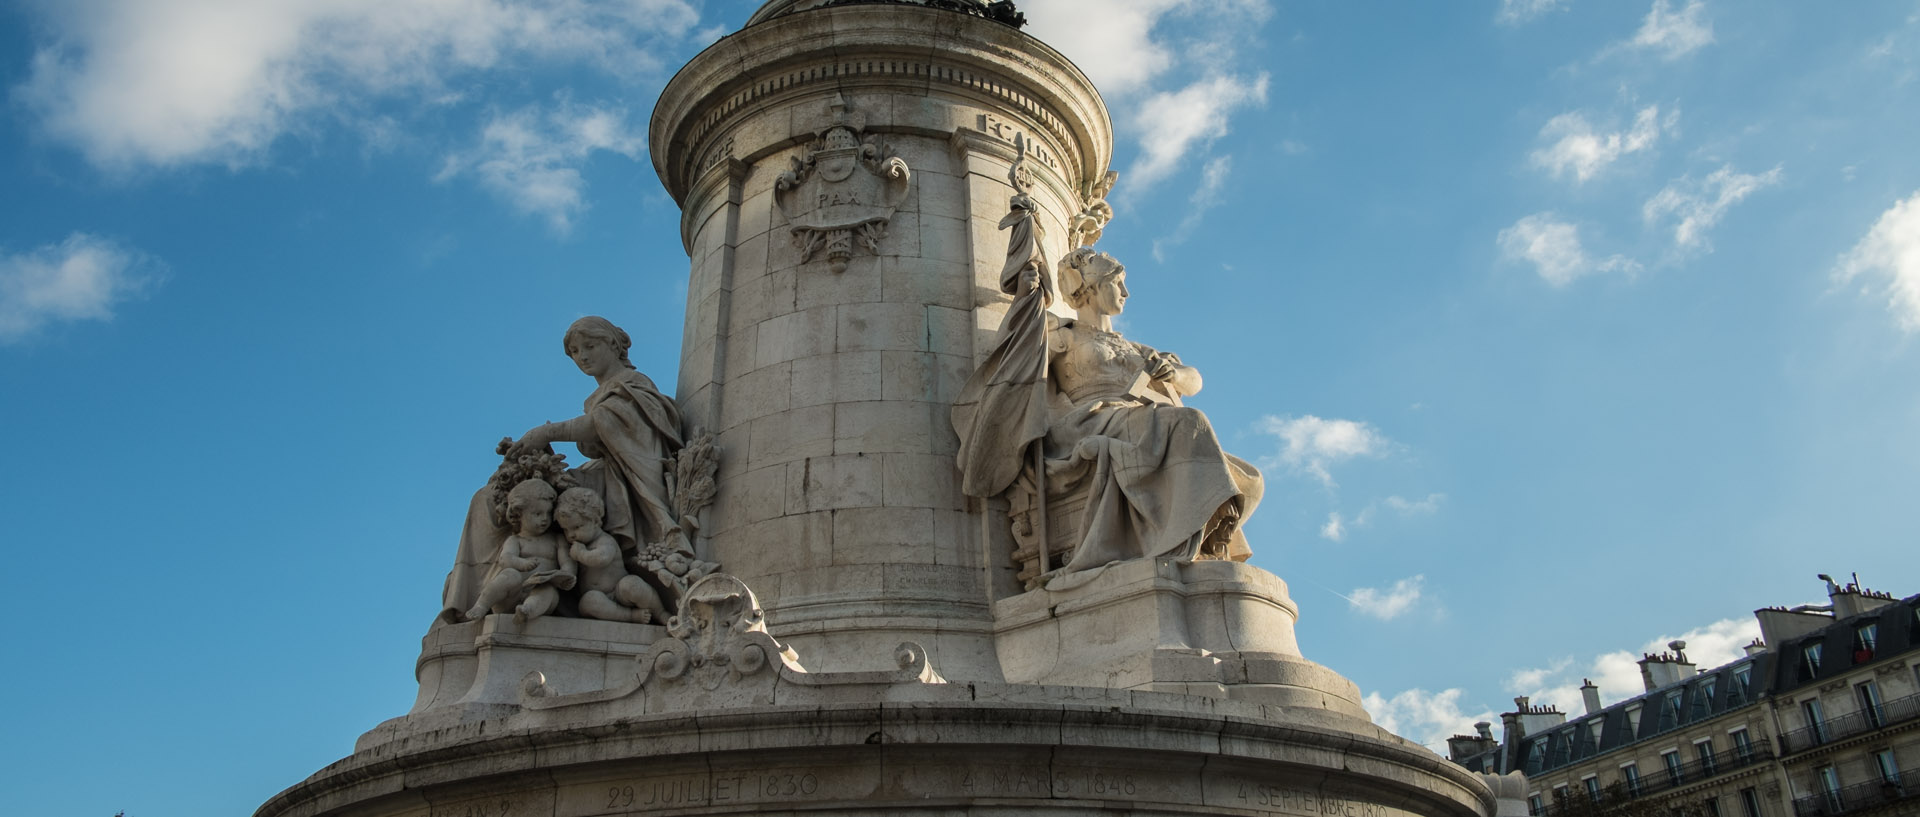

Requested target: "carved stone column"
[{"left": 651, "top": 1, "right": 1109, "bottom": 679}]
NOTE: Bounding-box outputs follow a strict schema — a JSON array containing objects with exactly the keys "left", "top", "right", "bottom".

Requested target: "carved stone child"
[
  {"left": 556, "top": 487, "right": 667, "bottom": 624},
  {"left": 464, "top": 478, "right": 576, "bottom": 624}
]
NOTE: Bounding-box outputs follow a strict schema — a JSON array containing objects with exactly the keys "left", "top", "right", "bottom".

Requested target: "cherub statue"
[
  {"left": 556, "top": 487, "right": 666, "bottom": 624},
  {"left": 463, "top": 478, "right": 577, "bottom": 624}
]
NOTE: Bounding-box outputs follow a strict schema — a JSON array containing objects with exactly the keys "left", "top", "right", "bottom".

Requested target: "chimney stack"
[
  {"left": 1580, "top": 679, "right": 1603, "bottom": 715},
  {"left": 1744, "top": 638, "right": 1767, "bottom": 656}
]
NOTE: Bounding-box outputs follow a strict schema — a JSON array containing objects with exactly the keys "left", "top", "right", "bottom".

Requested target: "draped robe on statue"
[
  {"left": 952, "top": 197, "right": 1262, "bottom": 583},
  {"left": 1041, "top": 323, "right": 1262, "bottom": 571},
  {"left": 952, "top": 199, "right": 1053, "bottom": 499},
  {"left": 439, "top": 369, "right": 684, "bottom": 622}
]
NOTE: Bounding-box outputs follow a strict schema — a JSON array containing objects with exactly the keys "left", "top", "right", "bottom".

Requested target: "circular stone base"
[{"left": 258, "top": 691, "right": 1492, "bottom": 817}]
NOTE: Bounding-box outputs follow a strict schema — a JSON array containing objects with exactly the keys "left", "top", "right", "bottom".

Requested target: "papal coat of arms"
[{"left": 774, "top": 122, "right": 912, "bottom": 273}]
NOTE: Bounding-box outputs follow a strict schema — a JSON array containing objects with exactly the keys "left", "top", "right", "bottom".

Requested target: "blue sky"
[{"left": 3, "top": 1, "right": 1918, "bottom": 814}]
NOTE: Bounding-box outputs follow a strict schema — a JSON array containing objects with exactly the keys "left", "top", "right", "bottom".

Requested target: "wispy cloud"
[
  {"left": 1497, "top": 213, "right": 1640, "bottom": 286},
  {"left": 1, "top": 233, "right": 163, "bottom": 344},
  {"left": 436, "top": 100, "right": 645, "bottom": 234},
  {"left": 1643, "top": 164, "right": 1783, "bottom": 250},
  {"left": 1348, "top": 575, "right": 1426, "bottom": 620},
  {"left": 1324, "top": 494, "right": 1446, "bottom": 541},
  {"left": 1622, "top": 0, "right": 1714, "bottom": 60},
  {"left": 1255, "top": 414, "right": 1390, "bottom": 486},
  {"left": 1128, "top": 73, "right": 1270, "bottom": 191},
  {"left": 1153, "top": 155, "right": 1235, "bottom": 261},
  {"left": 1384, "top": 493, "right": 1446, "bottom": 514},
  {"left": 1365, "top": 688, "right": 1498, "bottom": 749},
  {"left": 1024, "top": 0, "right": 1273, "bottom": 195},
  {"left": 1835, "top": 189, "right": 1920, "bottom": 332},
  {"left": 1497, "top": 0, "right": 1570, "bottom": 27},
  {"left": 1531, "top": 105, "right": 1672, "bottom": 183},
  {"left": 1320, "top": 512, "right": 1346, "bottom": 542},
  {"left": 16, "top": 0, "right": 700, "bottom": 170},
  {"left": 1506, "top": 617, "right": 1762, "bottom": 713}
]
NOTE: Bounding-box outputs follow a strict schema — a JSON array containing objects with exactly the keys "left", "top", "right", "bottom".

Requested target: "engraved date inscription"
[{"left": 1234, "top": 784, "right": 1393, "bottom": 817}]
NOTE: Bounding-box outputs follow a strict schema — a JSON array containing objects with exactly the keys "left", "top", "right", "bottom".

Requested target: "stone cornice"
[
  {"left": 650, "top": 4, "right": 1110, "bottom": 209},
  {"left": 257, "top": 696, "right": 1494, "bottom": 817}
]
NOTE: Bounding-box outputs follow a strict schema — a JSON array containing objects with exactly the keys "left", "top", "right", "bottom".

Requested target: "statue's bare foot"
[
  {"left": 513, "top": 606, "right": 529, "bottom": 626},
  {"left": 634, "top": 610, "right": 652, "bottom": 624}
]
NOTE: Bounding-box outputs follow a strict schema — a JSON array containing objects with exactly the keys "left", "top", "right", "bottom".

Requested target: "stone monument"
[{"left": 256, "top": 3, "right": 1507, "bottom": 816}]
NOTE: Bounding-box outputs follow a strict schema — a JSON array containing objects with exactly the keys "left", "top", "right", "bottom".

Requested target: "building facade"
[{"left": 1449, "top": 578, "right": 1920, "bottom": 817}]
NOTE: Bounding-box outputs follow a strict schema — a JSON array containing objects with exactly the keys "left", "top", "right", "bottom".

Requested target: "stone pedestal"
[
  {"left": 994, "top": 560, "right": 1368, "bottom": 717},
  {"left": 256, "top": 4, "right": 1495, "bottom": 816}
]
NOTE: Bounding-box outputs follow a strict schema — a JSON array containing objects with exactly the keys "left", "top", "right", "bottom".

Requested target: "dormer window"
[
  {"left": 1662, "top": 690, "right": 1684, "bottom": 728},
  {"left": 1732, "top": 664, "right": 1752, "bottom": 703},
  {"left": 1801, "top": 642, "right": 1824, "bottom": 678},
  {"left": 1695, "top": 678, "right": 1718, "bottom": 716},
  {"left": 1854, "top": 623, "right": 1879, "bottom": 664}
]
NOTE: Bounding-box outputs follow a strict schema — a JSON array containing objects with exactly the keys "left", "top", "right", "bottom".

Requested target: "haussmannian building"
[{"left": 1446, "top": 577, "right": 1920, "bottom": 817}]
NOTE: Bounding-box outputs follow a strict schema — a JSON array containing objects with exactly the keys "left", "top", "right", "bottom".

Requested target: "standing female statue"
[
  {"left": 954, "top": 247, "right": 1263, "bottom": 585},
  {"left": 440, "top": 317, "right": 686, "bottom": 623}
]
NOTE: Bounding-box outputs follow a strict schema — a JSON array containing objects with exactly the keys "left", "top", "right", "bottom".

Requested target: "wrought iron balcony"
[
  {"left": 1791, "top": 779, "right": 1916, "bottom": 816},
  {"left": 1780, "top": 692, "right": 1920, "bottom": 755},
  {"left": 1538, "top": 745, "right": 1776, "bottom": 814}
]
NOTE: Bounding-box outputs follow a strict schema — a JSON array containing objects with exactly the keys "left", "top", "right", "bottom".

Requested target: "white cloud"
[
  {"left": 1348, "top": 575, "right": 1425, "bottom": 620},
  {"left": 1327, "top": 494, "right": 1444, "bottom": 540},
  {"left": 1153, "top": 155, "right": 1234, "bottom": 261},
  {"left": 1506, "top": 617, "right": 1762, "bottom": 714},
  {"left": 1384, "top": 493, "right": 1446, "bottom": 514},
  {"left": 0, "top": 233, "right": 162, "bottom": 343},
  {"left": 1128, "top": 73, "right": 1270, "bottom": 191},
  {"left": 1642, "top": 164, "right": 1783, "bottom": 250},
  {"left": 1497, "top": 213, "right": 1640, "bottom": 286},
  {"left": 1497, "top": 0, "right": 1570, "bottom": 27},
  {"left": 1023, "top": 0, "right": 1186, "bottom": 95},
  {"left": 1023, "top": 0, "right": 1273, "bottom": 194},
  {"left": 1530, "top": 105, "right": 1670, "bottom": 183},
  {"left": 436, "top": 101, "right": 645, "bottom": 234},
  {"left": 1623, "top": 0, "right": 1714, "bottom": 60},
  {"left": 16, "top": 0, "right": 700, "bottom": 170},
  {"left": 1363, "top": 688, "right": 1497, "bottom": 749},
  {"left": 1255, "top": 414, "right": 1390, "bottom": 486},
  {"left": 1835, "top": 190, "right": 1920, "bottom": 332},
  {"left": 1320, "top": 512, "right": 1346, "bottom": 542}
]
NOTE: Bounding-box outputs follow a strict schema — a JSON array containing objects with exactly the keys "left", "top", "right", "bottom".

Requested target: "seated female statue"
[{"left": 1038, "top": 248, "right": 1264, "bottom": 574}]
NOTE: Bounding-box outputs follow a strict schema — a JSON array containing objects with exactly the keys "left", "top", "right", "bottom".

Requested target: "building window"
[
  {"left": 1583, "top": 775, "right": 1601, "bottom": 802},
  {"left": 1733, "top": 664, "right": 1752, "bottom": 702},
  {"left": 1874, "top": 748, "right": 1901, "bottom": 785},
  {"left": 1663, "top": 690, "right": 1685, "bottom": 728},
  {"left": 1815, "top": 765, "right": 1844, "bottom": 812},
  {"left": 1802, "top": 642, "right": 1824, "bottom": 679},
  {"left": 1623, "top": 762, "right": 1643, "bottom": 796},
  {"left": 1626, "top": 704, "right": 1644, "bottom": 736},
  {"left": 1858, "top": 680, "right": 1885, "bottom": 728},
  {"left": 1803, "top": 698, "right": 1828, "bottom": 745},
  {"left": 1664, "top": 749, "right": 1685, "bottom": 785},
  {"left": 1696, "top": 677, "right": 1719, "bottom": 716},
  {"left": 1553, "top": 784, "right": 1569, "bottom": 809},
  {"left": 1855, "top": 623, "right": 1879, "bottom": 663},
  {"left": 1696, "top": 738, "right": 1717, "bottom": 775},
  {"left": 1525, "top": 739, "right": 1547, "bottom": 773},
  {"left": 1527, "top": 794, "right": 1544, "bottom": 816},
  {"left": 1703, "top": 796, "right": 1724, "bottom": 817},
  {"left": 1730, "top": 728, "right": 1754, "bottom": 762},
  {"left": 1739, "top": 787, "right": 1763, "bottom": 817}
]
